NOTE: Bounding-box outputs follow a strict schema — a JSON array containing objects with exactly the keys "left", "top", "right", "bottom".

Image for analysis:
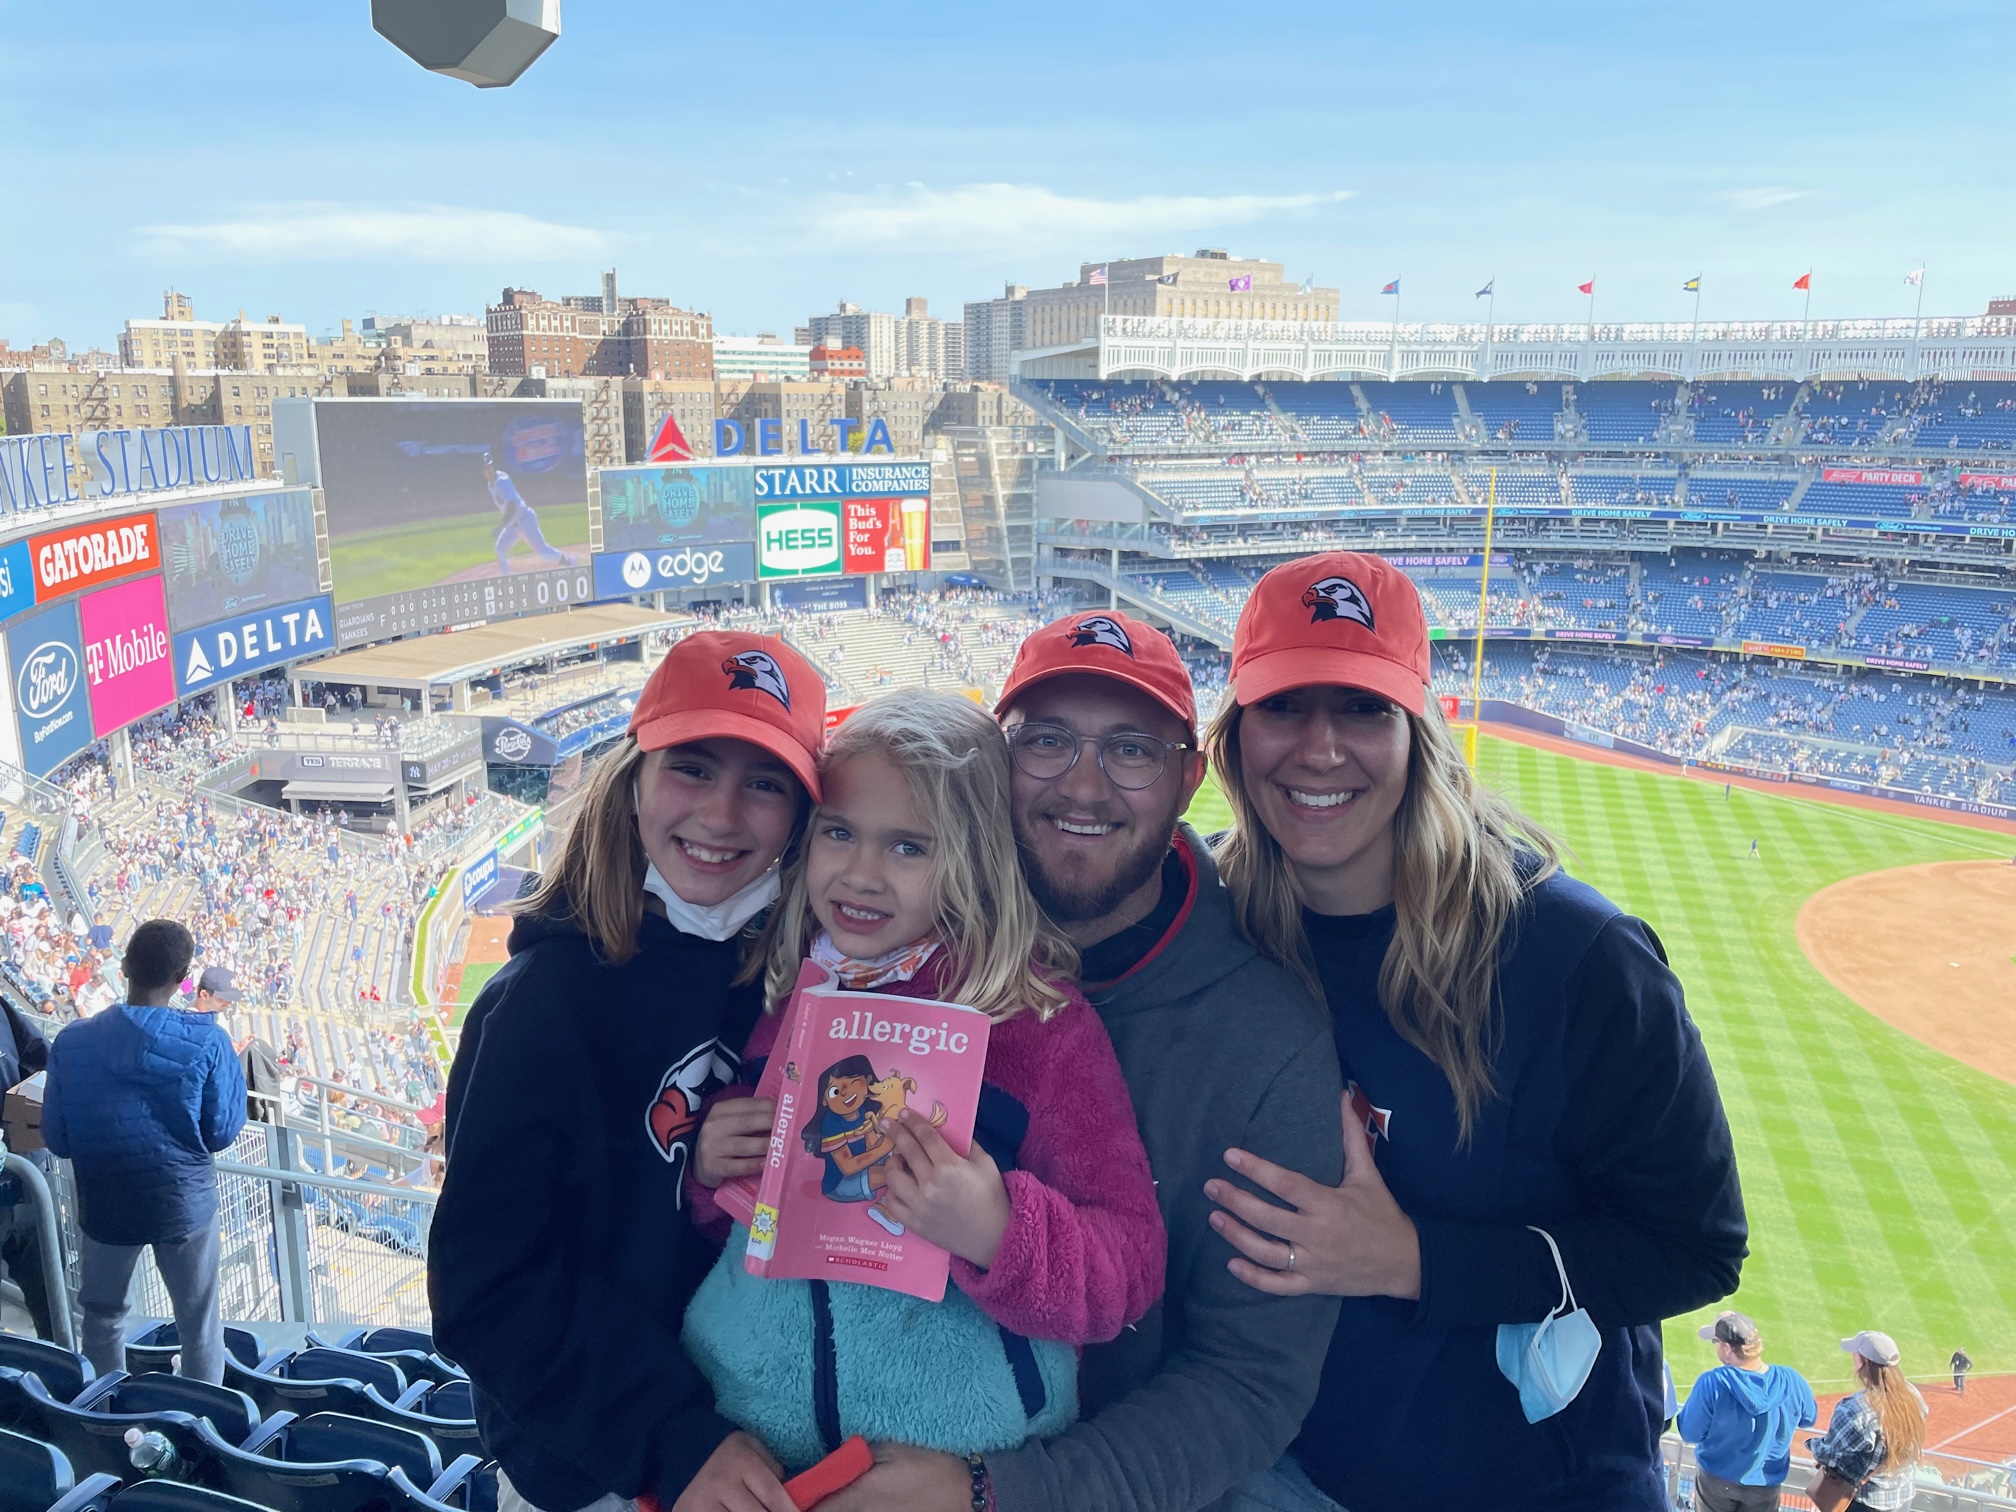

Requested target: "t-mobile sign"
[{"left": 78, "top": 574, "right": 176, "bottom": 734}]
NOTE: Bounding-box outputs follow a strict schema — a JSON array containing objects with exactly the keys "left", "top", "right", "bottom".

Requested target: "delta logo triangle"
[
  {"left": 649, "top": 413, "right": 695, "bottom": 463},
  {"left": 184, "top": 639, "right": 214, "bottom": 684}
]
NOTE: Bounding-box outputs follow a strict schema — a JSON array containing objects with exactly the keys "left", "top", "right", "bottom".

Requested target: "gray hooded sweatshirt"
[{"left": 990, "top": 825, "right": 1345, "bottom": 1512}]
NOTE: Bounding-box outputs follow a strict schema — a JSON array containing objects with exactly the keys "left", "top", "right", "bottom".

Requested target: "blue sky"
[{"left": 3, "top": 0, "right": 2012, "bottom": 350}]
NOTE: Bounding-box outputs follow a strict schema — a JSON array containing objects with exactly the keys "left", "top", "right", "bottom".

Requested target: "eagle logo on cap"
[
  {"left": 721, "top": 649, "right": 791, "bottom": 709},
  {"left": 1303, "top": 576, "right": 1376, "bottom": 630},
  {"left": 1066, "top": 615, "right": 1134, "bottom": 655}
]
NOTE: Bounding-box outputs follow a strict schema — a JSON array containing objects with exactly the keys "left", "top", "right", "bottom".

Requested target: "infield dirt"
[{"left": 1797, "top": 860, "right": 2016, "bottom": 1087}]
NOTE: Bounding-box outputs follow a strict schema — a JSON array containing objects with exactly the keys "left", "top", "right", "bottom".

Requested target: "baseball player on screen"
[{"left": 485, "top": 451, "right": 573, "bottom": 574}]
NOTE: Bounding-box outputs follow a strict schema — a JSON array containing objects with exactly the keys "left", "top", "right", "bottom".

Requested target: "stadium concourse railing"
[{"left": 1661, "top": 1434, "right": 2016, "bottom": 1510}]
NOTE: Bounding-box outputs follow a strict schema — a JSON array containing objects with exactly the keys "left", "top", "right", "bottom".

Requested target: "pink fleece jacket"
[{"left": 689, "top": 960, "right": 1165, "bottom": 1346}]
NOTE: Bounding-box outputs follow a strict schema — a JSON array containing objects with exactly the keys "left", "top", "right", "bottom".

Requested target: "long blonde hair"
[
  {"left": 512, "top": 737, "right": 809, "bottom": 965},
  {"left": 749, "top": 690, "right": 1076, "bottom": 1022},
  {"left": 1207, "top": 693, "right": 1558, "bottom": 1143},
  {"left": 1857, "top": 1357, "right": 1926, "bottom": 1474}
]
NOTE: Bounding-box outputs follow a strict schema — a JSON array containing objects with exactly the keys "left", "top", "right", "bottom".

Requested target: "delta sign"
[{"left": 173, "top": 593, "right": 336, "bottom": 696}]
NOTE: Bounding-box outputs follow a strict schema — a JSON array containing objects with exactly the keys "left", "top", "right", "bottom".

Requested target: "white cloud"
[
  {"left": 1721, "top": 187, "right": 1813, "bottom": 213},
  {"left": 808, "top": 183, "right": 1353, "bottom": 253},
  {"left": 135, "top": 203, "right": 608, "bottom": 263}
]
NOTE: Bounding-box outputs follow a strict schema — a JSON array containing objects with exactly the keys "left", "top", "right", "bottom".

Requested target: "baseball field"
[
  {"left": 329, "top": 504, "right": 591, "bottom": 603},
  {"left": 1182, "top": 731, "right": 2016, "bottom": 1396}
]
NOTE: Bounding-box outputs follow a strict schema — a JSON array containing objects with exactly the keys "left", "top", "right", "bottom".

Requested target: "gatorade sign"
[
  {"left": 172, "top": 593, "right": 335, "bottom": 696},
  {"left": 756, "top": 501, "right": 843, "bottom": 580},
  {"left": 29, "top": 512, "right": 159, "bottom": 601}
]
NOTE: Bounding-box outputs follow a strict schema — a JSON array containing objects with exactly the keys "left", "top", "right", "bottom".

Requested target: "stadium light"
[{"left": 372, "top": 0, "right": 561, "bottom": 89}]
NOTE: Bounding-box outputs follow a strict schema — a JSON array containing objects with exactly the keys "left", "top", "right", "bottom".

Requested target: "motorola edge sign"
[{"left": 592, "top": 542, "right": 756, "bottom": 598}]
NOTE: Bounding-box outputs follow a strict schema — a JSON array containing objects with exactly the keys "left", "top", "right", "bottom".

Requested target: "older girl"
[{"left": 433, "top": 632, "right": 825, "bottom": 1512}]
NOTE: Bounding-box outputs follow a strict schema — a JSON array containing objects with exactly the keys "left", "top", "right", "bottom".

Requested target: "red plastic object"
[{"left": 784, "top": 1437, "right": 875, "bottom": 1510}]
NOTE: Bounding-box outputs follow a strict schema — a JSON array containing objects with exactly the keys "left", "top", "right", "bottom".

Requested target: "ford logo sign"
[{"left": 17, "top": 640, "right": 78, "bottom": 719}]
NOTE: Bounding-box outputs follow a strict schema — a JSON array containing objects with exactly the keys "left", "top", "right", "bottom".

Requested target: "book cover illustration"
[{"left": 719, "top": 961, "right": 991, "bottom": 1302}]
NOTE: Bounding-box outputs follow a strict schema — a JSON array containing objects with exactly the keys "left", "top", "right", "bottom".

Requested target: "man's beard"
[{"left": 1017, "top": 812, "right": 1174, "bottom": 924}]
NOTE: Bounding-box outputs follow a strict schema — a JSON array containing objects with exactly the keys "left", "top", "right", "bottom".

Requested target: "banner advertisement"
[
  {"left": 29, "top": 511, "right": 159, "bottom": 602},
  {"left": 0, "top": 541, "right": 35, "bottom": 626},
  {"left": 751, "top": 461, "right": 931, "bottom": 500},
  {"left": 770, "top": 576, "right": 868, "bottom": 612},
  {"left": 598, "top": 465, "right": 758, "bottom": 552},
  {"left": 401, "top": 732, "right": 484, "bottom": 789},
  {"left": 172, "top": 593, "right": 336, "bottom": 697},
  {"left": 1551, "top": 629, "right": 1623, "bottom": 642},
  {"left": 7, "top": 599, "right": 92, "bottom": 777},
  {"left": 480, "top": 716, "right": 560, "bottom": 768},
  {"left": 1819, "top": 467, "right": 1922, "bottom": 486},
  {"left": 1957, "top": 472, "right": 2016, "bottom": 491},
  {"left": 1651, "top": 633, "right": 1714, "bottom": 647},
  {"left": 756, "top": 501, "right": 843, "bottom": 580},
  {"left": 78, "top": 575, "right": 176, "bottom": 734},
  {"left": 841, "top": 497, "right": 933, "bottom": 575},
  {"left": 245, "top": 750, "right": 398, "bottom": 784},
  {"left": 158, "top": 489, "right": 321, "bottom": 632},
  {"left": 462, "top": 850, "right": 500, "bottom": 906},
  {"left": 1740, "top": 640, "right": 1807, "bottom": 660},
  {"left": 592, "top": 544, "right": 757, "bottom": 598},
  {"left": 1864, "top": 654, "right": 1932, "bottom": 672}
]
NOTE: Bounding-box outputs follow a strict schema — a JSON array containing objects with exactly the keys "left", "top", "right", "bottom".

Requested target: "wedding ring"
[{"left": 1285, "top": 1244, "right": 1297, "bottom": 1273}]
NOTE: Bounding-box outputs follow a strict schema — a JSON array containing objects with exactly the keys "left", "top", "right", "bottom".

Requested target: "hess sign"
[{"left": 756, "top": 502, "right": 841, "bottom": 580}]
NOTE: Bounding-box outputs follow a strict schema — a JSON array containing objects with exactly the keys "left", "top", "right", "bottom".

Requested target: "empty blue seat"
[
  {"left": 223, "top": 1350, "right": 380, "bottom": 1420},
  {"left": 102, "top": 1486, "right": 275, "bottom": 1512},
  {"left": 0, "top": 1335, "right": 92, "bottom": 1403},
  {"left": 288, "top": 1349, "right": 407, "bottom": 1399},
  {"left": 0, "top": 1425, "right": 121, "bottom": 1512},
  {"left": 356, "top": 1379, "right": 481, "bottom": 1458},
  {"left": 191, "top": 1409, "right": 483, "bottom": 1512},
  {"left": 122, "top": 1324, "right": 266, "bottom": 1378}
]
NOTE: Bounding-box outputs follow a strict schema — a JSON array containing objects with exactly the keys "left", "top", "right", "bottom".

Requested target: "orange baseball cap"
[
  {"left": 995, "top": 608, "right": 1197, "bottom": 736},
  {"left": 1230, "top": 552, "right": 1431, "bottom": 715},
  {"left": 627, "top": 631, "right": 827, "bottom": 799}
]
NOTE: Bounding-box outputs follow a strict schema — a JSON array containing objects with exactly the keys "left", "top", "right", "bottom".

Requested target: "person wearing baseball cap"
[
  {"left": 432, "top": 629, "right": 819, "bottom": 1512},
  {"left": 833, "top": 611, "right": 1345, "bottom": 1512},
  {"left": 1677, "top": 1311, "right": 1816, "bottom": 1511},
  {"left": 1201, "top": 552, "right": 1747, "bottom": 1512},
  {"left": 1808, "top": 1331, "right": 1926, "bottom": 1512},
  {"left": 192, "top": 966, "right": 240, "bottom": 1014}
]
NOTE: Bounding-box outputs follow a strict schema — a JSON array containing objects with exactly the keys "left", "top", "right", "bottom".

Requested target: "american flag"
[{"left": 1088, "top": 266, "right": 1108, "bottom": 285}]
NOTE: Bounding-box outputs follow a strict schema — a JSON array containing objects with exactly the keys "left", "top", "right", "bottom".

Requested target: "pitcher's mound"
[{"left": 1797, "top": 860, "right": 2016, "bottom": 1086}]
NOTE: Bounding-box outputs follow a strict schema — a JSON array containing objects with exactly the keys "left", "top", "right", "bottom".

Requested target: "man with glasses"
[{"left": 831, "top": 609, "right": 1344, "bottom": 1512}]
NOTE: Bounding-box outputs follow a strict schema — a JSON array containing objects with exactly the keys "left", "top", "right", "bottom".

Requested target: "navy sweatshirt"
[
  {"left": 430, "top": 904, "right": 764, "bottom": 1511},
  {"left": 1294, "top": 869, "right": 1746, "bottom": 1512}
]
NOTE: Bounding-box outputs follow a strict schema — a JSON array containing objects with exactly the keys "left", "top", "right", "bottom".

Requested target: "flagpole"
[
  {"left": 1691, "top": 282, "right": 1700, "bottom": 344},
  {"left": 1802, "top": 281, "right": 1811, "bottom": 342},
  {"left": 1486, "top": 280, "right": 1496, "bottom": 373},
  {"left": 1912, "top": 264, "right": 1926, "bottom": 341},
  {"left": 1389, "top": 283, "right": 1400, "bottom": 379},
  {"left": 1586, "top": 283, "right": 1596, "bottom": 343}
]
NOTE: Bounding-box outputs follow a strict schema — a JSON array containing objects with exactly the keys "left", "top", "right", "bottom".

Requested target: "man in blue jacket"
[
  {"left": 1677, "top": 1311, "right": 1816, "bottom": 1511},
  {"left": 43, "top": 919, "right": 246, "bottom": 1383}
]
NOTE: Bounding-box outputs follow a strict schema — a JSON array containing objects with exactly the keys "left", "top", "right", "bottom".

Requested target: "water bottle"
[{"left": 124, "top": 1426, "right": 181, "bottom": 1477}]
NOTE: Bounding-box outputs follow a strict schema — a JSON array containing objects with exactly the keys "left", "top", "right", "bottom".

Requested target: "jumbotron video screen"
[{"left": 316, "top": 400, "right": 594, "bottom": 646}]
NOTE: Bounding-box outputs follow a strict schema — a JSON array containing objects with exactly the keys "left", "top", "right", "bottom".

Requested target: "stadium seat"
[
  {"left": 0, "top": 1365, "right": 268, "bottom": 1485},
  {"left": 223, "top": 1348, "right": 395, "bottom": 1420},
  {"left": 98, "top": 1487, "right": 275, "bottom": 1512},
  {"left": 0, "top": 1335, "right": 93, "bottom": 1402},
  {"left": 355, "top": 1378, "right": 482, "bottom": 1457},
  {"left": 191, "top": 1409, "right": 484, "bottom": 1512},
  {"left": 0, "top": 1426, "right": 121, "bottom": 1512},
  {"left": 124, "top": 1323, "right": 266, "bottom": 1376}
]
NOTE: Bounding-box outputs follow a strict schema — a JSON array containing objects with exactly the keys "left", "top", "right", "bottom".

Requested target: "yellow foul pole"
[{"left": 1466, "top": 467, "right": 1497, "bottom": 766}]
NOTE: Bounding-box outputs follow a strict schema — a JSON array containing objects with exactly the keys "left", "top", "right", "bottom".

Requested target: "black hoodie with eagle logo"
[{"left": 431, "top": 902, "right": 763, "bottom": 1510}]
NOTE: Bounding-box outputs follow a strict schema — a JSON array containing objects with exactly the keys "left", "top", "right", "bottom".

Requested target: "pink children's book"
[{"left": 715, "top": 961, "right": 991, "bottom": 1302}]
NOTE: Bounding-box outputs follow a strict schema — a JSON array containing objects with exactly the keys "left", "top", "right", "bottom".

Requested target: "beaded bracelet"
[{"left": 966, "top": 1451, "right": 994, "bottom": 1512}]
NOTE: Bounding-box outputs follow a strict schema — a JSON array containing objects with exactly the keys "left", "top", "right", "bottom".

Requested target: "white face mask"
[
  {"left": 1495, "top": 1225, "right": 1603, "bottom": 1423},
  {"left": 641, "top": 861, "right": 779, "bottom": 943},
  {"left": 633, "top": 773, "right": 783, "bottom": 942}
]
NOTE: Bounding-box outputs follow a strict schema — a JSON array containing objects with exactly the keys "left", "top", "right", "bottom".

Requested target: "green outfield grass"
[
  {"left": 1183, "top": 734, "right": 2016, "bottom": 1390},
  {"left": 330, "top": 503, "right": 591, "bottom": 601},
  {"left": 447, "top": 959, "right": 503, "bottom": 1026}
]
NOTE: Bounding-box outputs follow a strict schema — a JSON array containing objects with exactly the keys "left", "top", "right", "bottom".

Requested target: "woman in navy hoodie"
[
  {"left": 430, "top": 632, "right": 825, "bottom": 1512},
  {"left": 1201, "top": 553, "right": 1748, "bottom": 1512}
]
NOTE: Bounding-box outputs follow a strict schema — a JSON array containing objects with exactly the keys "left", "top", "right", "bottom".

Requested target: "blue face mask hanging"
[{"left": 1495, "top": 1226, "right": 1603, "bottom": 1423}]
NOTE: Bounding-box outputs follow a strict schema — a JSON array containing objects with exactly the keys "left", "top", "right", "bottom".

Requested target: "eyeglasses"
[{"left": 1005, "top": 722, "right": 1191, "bottom": 791}]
